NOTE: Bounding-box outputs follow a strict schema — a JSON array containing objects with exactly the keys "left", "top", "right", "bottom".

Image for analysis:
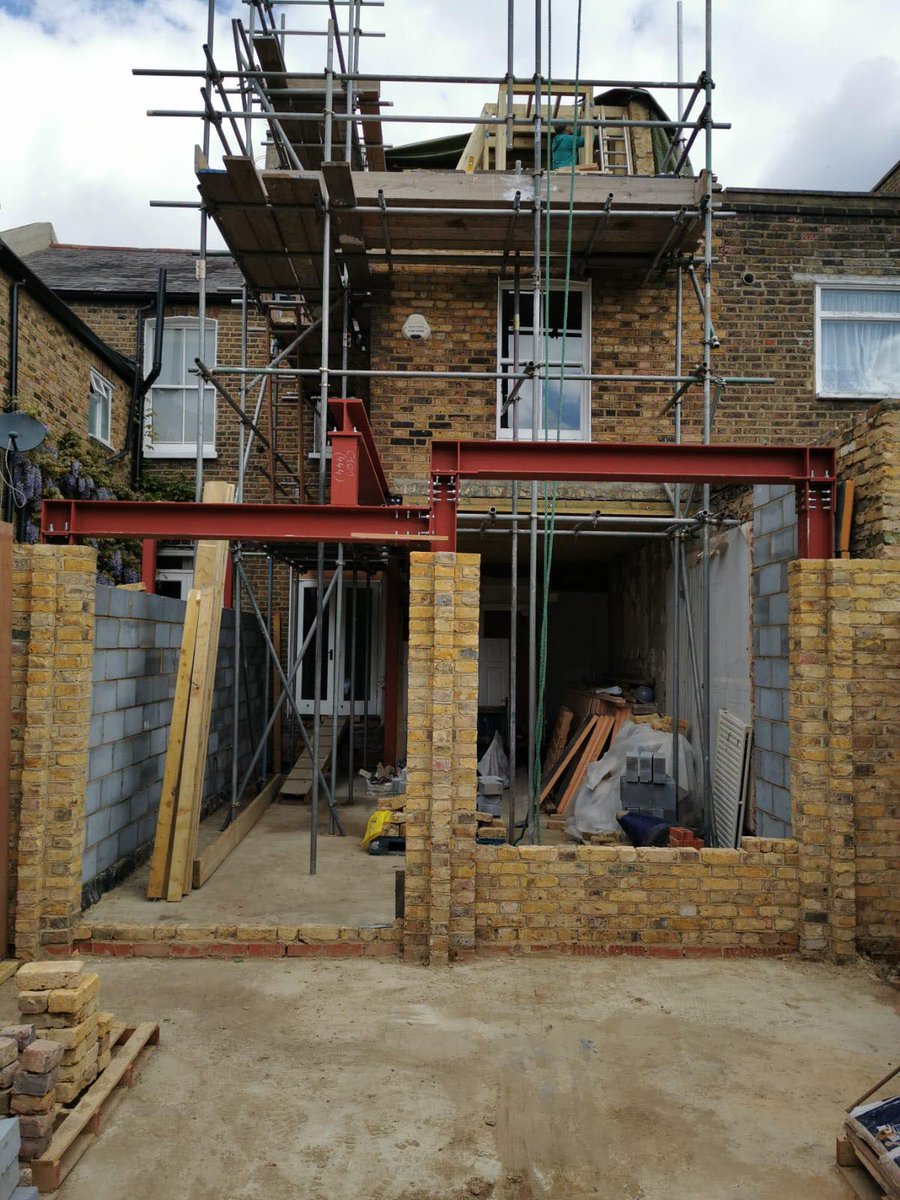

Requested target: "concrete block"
[
  {"left": 19, "top": 1042, "right": 63, "bottom": 1075},
  {"left": 771, "top": 526, "right": 796, "bottom": 561},
  {"left": 112, "top": 738, "right": 135, "bottom": 772},
  {"left": 88, "top": 714, "right": 104, "bottom": 750},
  {"left": 86, "top": 809, "right": 110, "bottom": 850},
  {"left": 108, "top": 802, "right": 130, "bottom": 835},
  {"left": 757, "top": 688, "right": 782, "bottom": 720},
  {"left": 81, "top": 847, "right": 98, "bottom": 885},
  {"left": 117, "top": 823, "right": 138, "bottom": 859},
  {"left": 760, "top": 620, "right": 784, "bottom": 656},
  {"left": 752, "top": 597, "right": 770, "bottom": 626},
  {"left": 94, "top": 585, "right": 111, "bottom": 617},
  {"left": 96, "top": 836, "right": 119, "bottom": 873},
  {"left": 91, "top": 682, "right": 116, "bottom": 716},
  {"left": 150, "top": 728, "right": 167, "bottom": 757},
  {"left": 771, "top": 786, "right": 793, "bottom": 825},
  {"left": 121, "top": 763, "right": 142, "bottom": 798},
  {"left": 772, "top": 722, "right": 790, "bottom": 756},
  {"left": 770, "top": 659, "right": 789, "bottom": 690},
  {"left": 122, "top": 707, "right": 143, "bottom": 738},
  {"left": 754, "top": 659, "right": 772, "bottom": 688},
  {"left": 129, "top": 790, "right": 151, "bottom": 823},
  {"left": 12, "top": 1186, "right": 42, "bottom": 1200},
  {"left": 756, "top": 811, "right": 788, "bottom": 839},
  {"left": 760, "top": 503, "right": 783, "bottom": 535},
  {"left": 753, "top": 484, "right": 772, "bottom": 507},
  {"left": 99, "top": 773, "right": 124, "bottom": 807},
  {"left": 102, "top": 648, "right": 128, "bottom": 682},
  {"left": 759, "top": 750, "right": 785, "bottom": 789},
  {"left": 769, "top": 593, "right": 789, "bottom": 625},
  {"left": 94, "top": 618, "right": 118, "bottom": 650},
  {"left": 753, "top": 718, "right": 772, "bottom": 751},
  {"left": 115, "top": 678, "right": 137, "bottom": 709},
  {"left": 101, "top": 710, "right": 125, "bottom": 745},
  {"left": 754, "top": 779, "right": 773, "bottom": 813},
  {"left": 138, "top": 814, "right": 156, "bottom": 846},
  {"left": 0, "top": 1155, "right": 20, "bottom": 1200},
  {"left": 85, "top": 781, "right": 102, "bottom": 817},
  {"left": 758, "top": 562, "right": 782, "bottom": 597},
  {"left": 125, "top": 650, "right": 147, "bottom": 677}
]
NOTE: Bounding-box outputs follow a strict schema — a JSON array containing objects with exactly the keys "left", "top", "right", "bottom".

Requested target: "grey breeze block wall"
[
  {"left": 751, "top": 484, "right": 797, "bottom": 838},
  {"left": 84, "top": 585, "right": 267, "bottom": 904}
]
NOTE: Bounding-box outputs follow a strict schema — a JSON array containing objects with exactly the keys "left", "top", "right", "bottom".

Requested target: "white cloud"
[{"left": 1, "top": 0, "right": 898, "bottom": 250}]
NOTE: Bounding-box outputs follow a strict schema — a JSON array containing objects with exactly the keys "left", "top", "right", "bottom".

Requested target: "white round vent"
[{"left": 402, "top": 313, "right": 431, "bottom": 342}]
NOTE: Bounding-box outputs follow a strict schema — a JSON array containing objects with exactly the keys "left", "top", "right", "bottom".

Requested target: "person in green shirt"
[{"left": 550, "top": 123, "right": 584, "bottom": 169}]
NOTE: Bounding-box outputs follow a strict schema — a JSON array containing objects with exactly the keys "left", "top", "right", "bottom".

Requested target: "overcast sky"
[{"left": 1, "top": 0, "right": 899, "bottom": 249}]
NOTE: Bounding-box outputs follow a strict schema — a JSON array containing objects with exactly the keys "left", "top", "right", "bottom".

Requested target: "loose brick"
[
  {"left": 15, "top": 962, "right": 84, "bottom": 993},
  {"left": 46, "top": 973, "right": 100, "bottom": 1015},
  {"left": 19, "top": 1041, "right": 62, "bottom": 1075},
  {"left": 12, "top": 1068, "right": 58, "bottom": 1098}
]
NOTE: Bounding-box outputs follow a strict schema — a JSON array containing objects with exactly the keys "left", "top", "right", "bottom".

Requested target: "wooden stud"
[
  {"left": 539, "top": 716, "right": 597, "bottom": 803},
  {"left": 146, "top": 590, "right": 201, "bottom": 899},
  {"left": 192, "top": 774, "right": 284, "bottom": 889}
]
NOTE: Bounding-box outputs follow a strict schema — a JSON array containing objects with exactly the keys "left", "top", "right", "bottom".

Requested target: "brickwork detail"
[
  {"left": 10, "top": 545, "right": 97, "bottom": 960},
  {"left": 838, "top": 399, "right": 900, "bottom": 560},
  {"left": 474, "top": 840, "right": 800, "bottom": 955},
  {"left": 404, "top": 552, "right": 479, "bottom": 964},
  {"left": 790, "top": 559, "right": 900, "bottom": 962}
]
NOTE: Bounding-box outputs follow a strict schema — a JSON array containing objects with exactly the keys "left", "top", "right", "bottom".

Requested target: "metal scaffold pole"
[
  {"left": 310, "top": 17, "right": 336, "bottom": 874},
  {"left": 527, "top": 0, "right": 542, "bottom": 846},
  {"left": 195, "top": 0, "right": 216, "bottom": 501},
  {"left": 701, "top": 0, "right": 716, "bottom": 844}
]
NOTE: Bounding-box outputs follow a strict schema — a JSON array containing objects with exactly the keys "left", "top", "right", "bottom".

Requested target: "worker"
[{"left": 550, "top": 123, "right": 584, "bottom": 169}]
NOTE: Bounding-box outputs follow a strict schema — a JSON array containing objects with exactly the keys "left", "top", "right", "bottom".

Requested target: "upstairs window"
[
  {"left": 497, "top": 282, "right": 590, "bottom": 440},
  {"left": 143, "top": 318, "right": 217, "bottom": 457},
  {"left": 88, "top": 369, "right": 113, "bottom": 446},
  {"left": 816, "top": 284, "right": 900, "bottom": 399}
]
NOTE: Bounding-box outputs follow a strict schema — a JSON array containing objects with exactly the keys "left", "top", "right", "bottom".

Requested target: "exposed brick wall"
[
  {"left": 404, "top": 551, "right": 479, "bottom": 964},
  {"left": 715, "top": 196, "right": 900, "bottom": 443},
  {"left": 837, "top": 399, "right": 900, "bottom": 559},
  {"left": 474, "top": 839, "right": 800, "bottom": 955},
  {"left": 790, "top": 559, "right": 900, "bottom": 962},
  {"left": 0, "top": 267, "right": 130, "bottom": 457},
  {"left": 9, "top": 544, "right": 97, "bottom": 960}
]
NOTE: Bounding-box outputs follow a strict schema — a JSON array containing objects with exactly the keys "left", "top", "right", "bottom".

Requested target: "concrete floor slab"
[
  {"left": 85, "top": 800, "right": 398, "bottom": 928},
  {"left": 12, "top": 957, "right": 897, "bottom": 1200}
]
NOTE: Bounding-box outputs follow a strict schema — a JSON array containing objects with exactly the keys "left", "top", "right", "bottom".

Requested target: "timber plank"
[
  {"left": 556, "top": 715, "right": 615, "bottom": 815},
  {"left": 146, "top": 589, "right": 201, "bottom": 899},
  {"left": 539, "top": 716, "right": 597, "bottom": 803},
  {"left": 192, "top": 774, "right": 284, "bottom": 889}
]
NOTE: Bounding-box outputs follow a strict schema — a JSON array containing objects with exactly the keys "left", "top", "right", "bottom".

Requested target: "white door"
[
  {"left": 479, "top": 638, "right": 509, "bottom": 708},
  {"left": 295, "top": 576, "right": 383, "bottom": 717}
]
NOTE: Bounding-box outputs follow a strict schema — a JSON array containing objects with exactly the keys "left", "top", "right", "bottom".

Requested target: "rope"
[{"left": 529, "top": 0, "right": 583, "bottom": 842}]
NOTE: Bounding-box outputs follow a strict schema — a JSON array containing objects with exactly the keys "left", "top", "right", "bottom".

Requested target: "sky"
[{"left": 1, "top": 0, "right": 899, "bottom": 249}]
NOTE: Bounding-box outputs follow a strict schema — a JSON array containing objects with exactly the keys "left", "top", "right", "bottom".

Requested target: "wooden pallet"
[
  {"left": 837, "top": 1134, "right": 896, "bottom": 1199},
  {"left": 31, "top": 1023, "right": 160, "bottom": 1194}
]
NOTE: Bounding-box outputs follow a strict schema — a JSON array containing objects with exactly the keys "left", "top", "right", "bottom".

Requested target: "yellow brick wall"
[
  {"left": 837, "top": 399, "right": 900, "bottom": 559},
  {"left": 9, "top": 544, "right": 97, "bottom": 959},
  {"left": 789, "top": 558, "right": 900, "bottom": 962},
  {"left": 0, "top": 267, "right": 130, "bottom": 458},
  {"left": 473, "top": 840, "right": 800, "bottom": 956},
  {"left": 404, "top": 551, "right": 479, "bottom": 964}
]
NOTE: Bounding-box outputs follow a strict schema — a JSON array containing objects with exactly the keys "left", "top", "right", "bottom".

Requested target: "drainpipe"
[
  {"left": 6, "top": 281, "right": 23, "bottom": 409},
  {"left": 108, "top": 269, "right": 167, "bottom": 486}
]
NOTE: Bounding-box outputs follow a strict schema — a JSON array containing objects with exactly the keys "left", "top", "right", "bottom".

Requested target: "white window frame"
[
  {"left": 496, "top": 279, "right": 591, "bottom": 441},
  {"left": 88, "top": 369, "right": 113, "bottom": 447},
  {"left": 143, "top": 317, "right": 218, "bottom": 458},
  {"left": 155, "top": 545, "right": 196, "bottom": 601},
  {"left": 814, "top": 279, "right": 900, "bottom": 400}
]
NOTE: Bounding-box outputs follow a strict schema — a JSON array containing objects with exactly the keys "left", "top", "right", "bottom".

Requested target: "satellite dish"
[{"left": 0, "top": 412, "right": 48, "bottom": 453}]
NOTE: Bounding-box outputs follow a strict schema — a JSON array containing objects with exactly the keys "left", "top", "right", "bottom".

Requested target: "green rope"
[{"left": 530, "top": 0, "right": 583, "bottom": 842}]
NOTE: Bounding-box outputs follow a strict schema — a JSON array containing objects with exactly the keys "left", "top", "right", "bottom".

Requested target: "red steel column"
[
  {"left": 796, "top": 482, "right": 835, "bottom": 559},
  {"left": 382, "top": 556, "right": 403, "bottom": 765},
  {"left": 140, "top": 538, "right": 157, "bottom": 593}
]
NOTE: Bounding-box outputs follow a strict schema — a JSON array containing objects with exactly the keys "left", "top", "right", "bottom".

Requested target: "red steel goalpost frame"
[{"left": 42, "top": 436, "right": 837, "bottom": 559}]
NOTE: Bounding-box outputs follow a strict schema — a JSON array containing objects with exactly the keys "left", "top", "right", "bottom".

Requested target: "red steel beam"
[
  {"left": 328, "top": 398, "right": 391, "bottom": 506},
  {"left": 429, "top": 439, "right": 836, "bottom": 484},
  {"left": 41, "top": 500, "right": 435, "bottom": 545}
]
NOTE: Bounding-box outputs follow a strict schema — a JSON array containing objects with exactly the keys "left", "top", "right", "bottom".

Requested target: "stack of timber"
[
  {"left": 147, "top": 482, "right": 234, "bottom": 901},
  {"left": 280, "top": 717, "right": 347, "bottom": 800},
  {"left": 539, "top": 711, "right": 623, "bottom": 816}
]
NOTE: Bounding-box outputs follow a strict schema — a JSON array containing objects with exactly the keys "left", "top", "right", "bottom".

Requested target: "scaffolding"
[{"left": 49, "top": 0, "right": 838, "bottom": 871}]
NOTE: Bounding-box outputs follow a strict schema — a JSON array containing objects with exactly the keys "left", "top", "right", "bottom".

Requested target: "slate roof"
[{"left": 22, "top": 245, "right": 243, "bottom": 299}]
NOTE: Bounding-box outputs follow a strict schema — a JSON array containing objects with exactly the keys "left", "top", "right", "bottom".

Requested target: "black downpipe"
[
  {"left": 6, "top": 280, "right": 22, "bottom": 410},
  {"left": 110, "top": 269, "right": 166, "bottom": 486}
]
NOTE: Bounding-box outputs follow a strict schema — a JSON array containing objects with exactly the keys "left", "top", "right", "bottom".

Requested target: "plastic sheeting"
[
  {"left": 566, "top": 720, "right": 697, "bottom": 838},
  {"left": 478, "top": 730, "right": 510, "bottom": 786}
]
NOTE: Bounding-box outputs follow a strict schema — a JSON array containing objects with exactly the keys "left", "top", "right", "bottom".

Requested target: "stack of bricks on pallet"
[
  {"left": 0, "top": 1116, "right": 38, "bottom": 1200},
  {"left": 15, "top": 961, "right": 100, "bottom": 1105}
]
